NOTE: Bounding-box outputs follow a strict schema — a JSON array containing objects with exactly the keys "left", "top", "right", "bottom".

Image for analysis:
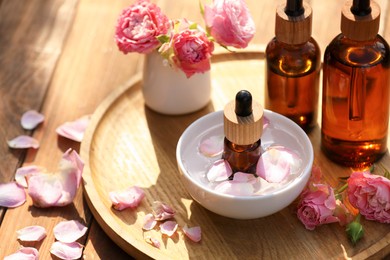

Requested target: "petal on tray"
[
  {"left": 152, "top": 201, "right": 175, "bottom": 221},
  {"left": 109, "top": 186, "right": 145, "bottom": 211},
  {"left": 56, "top": 115, "right": 90, "bottom": 142},
  {"left": 7, "top": 135, "right": 39, "bottom": 149},
  {"left": 50, "top": 241, "right": 83, "bottom": 260},
  {"left": 27, "top": 149, "right": 84, "bottom": 208},
  {"left": 0, "top": 182, "right": 26, "bottom": 208},
  {"left": 17, "top": 225, "right": 47, "bottom": 242},
  {"left": 183, "top": 225, "right": 201, "bottom": 242},
  {"left": 21, "top": 110, "right": 44, "bottom": 130},
  {"left": 54, "top": 220, "right": 87, "bottom": 243},
  {"left": 145, "top": 236, "right": 161, "bottom": 249},
  {"left": 142, "top": 213, "right": 157, "bottom": 231},
  {"left": 4, "top": 247, "right": 39, "bottom": 260},
  {"left": 160, "top": 220, "right": 178, "bottom": 237}
]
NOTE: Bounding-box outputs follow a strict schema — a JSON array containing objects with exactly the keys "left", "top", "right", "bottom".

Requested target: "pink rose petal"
[
  {"left": 50, "top": 241, "right": 83, "bottom": 260},
  {"left": 61, "top": 148, "right": 84, "bottom": 188},
  {"left": 145, "top": 236, "right": 161, "bottom": 249},
  {"left": 109, "top": 186, "right": 145, "bottom": 211},
  {"left": 256, "top": 147, "right": 292, "bottom": 183},
  {"left": 0, "top": 182, "right": 26, "bottom": 208},
  {"left": 199, "top": 135, "right": 224, "bottom": 157},
  {"left": 54, "top": 220, "right": 87, "bottom": 243},
  {"left": 56, "top": 115, "right": 90, "bottom": 142},
  {"left": 21, "top": 110, "right": 44, "bottom": 130},
  {"left": 152, "top": 201, "right": 175, "bottom": 221},
  {"left": 7, "top": 135, "right": 39, "bottom": 149},
  {"left": 142, "top": 213, "right": 157, "bottom": 231},
  {"left": 17, "top": 225, "right": 47, "bottom": 241},
  {"left": 263, "top": 116, "right": 270, "bottom": 129},
  {"left": 232, "top": 172, "right": 257, "bottom": 183},
  {"left": 15, "top": 165, "right": 44, "bottom": 188},
  {"left": 214, "top": 180, "right": 254, "bottom": 196},
  {"left": 27, "top": 149, "right": 84, "bottom": 208},
  {"left": 4, "top": 247, "right": 39, "bottom": 260},
  {"left": 183, "top": 225, "right": 201, "bottom": 242},
  {"left": 160, "top": 220, "right": 178, "bottom": 237},
  {"left": 206, "top": 159, "right": 232, "bottom": 182}
]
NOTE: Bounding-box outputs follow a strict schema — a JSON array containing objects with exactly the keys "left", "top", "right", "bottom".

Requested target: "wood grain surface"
[{"left": 0, "top": 0, "right": 389, "bottom": 259}]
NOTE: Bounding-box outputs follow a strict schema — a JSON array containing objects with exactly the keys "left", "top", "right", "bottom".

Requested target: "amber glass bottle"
[
  {"left": 265, "top": 0, "right": 321, "bottom": 131},
  {"left": 322, "top": 0, "right": 390, "bottom": 167},
  {"left": 223, "top": 90, "right": 264, "bottom": 174}
]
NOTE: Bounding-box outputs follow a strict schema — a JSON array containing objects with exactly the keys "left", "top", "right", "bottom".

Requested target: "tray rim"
[{"left": 80, "top": 46, "right": 390, "bottom": 259}]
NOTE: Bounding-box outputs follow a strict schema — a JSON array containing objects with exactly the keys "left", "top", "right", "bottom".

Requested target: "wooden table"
[{"left": 0, "top": 0, "right": 389, "bottom": 259}]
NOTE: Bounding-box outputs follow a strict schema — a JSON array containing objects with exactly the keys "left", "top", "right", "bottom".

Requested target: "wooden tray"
[{"left": 81, "top": 49, "right": 390, "bottom": 259}]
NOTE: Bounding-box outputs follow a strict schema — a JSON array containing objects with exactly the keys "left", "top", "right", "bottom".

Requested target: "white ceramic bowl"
[{"left": 176, "top": 110, "right": 314, "bottom": 219}]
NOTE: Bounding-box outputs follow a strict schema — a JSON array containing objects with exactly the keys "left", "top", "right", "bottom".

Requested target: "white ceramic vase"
[{"left": 142, "top": 51, "right": 211, "bottom": 115}]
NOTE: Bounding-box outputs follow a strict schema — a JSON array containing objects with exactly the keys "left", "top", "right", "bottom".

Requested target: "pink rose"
[
  {"left": 171, "top": 25, "right": 214, "bottom": 78},
  {"left": 115, "top": 0, "right": 169, "bottom": 54},
  {"left": 204, "top": 0, "right": 255, "bottom": 49},
  {"left": 297, "top": 183, "right": 340, "bottom": 230},
  {"left": 347, "top": 171, "right": 390, "bottom": 223}
]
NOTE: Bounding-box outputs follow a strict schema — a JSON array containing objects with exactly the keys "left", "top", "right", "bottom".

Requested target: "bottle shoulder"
[
  {"left": 325, "top": 34, "right": 390, "bottom": 67},
  {"left": 266, "top": 37, "right": 321, "bottom": 75},
  {"left": 266, "top": 37, "right": 321, "bottom": 56}
]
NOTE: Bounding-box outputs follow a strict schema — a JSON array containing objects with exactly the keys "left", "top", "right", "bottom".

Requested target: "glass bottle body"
[
  {"left": 321, "top": 34, "right": 390, "bottom": 167},
  {"left": 265, "top": 38, "right": 321, "bottom": 131},
  {"left": 222, "top": 138, "right": 261, "bottom": 174}
]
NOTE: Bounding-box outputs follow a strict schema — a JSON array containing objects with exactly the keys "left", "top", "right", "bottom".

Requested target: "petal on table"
[
  {"left": 27, "top": 149, "right": 84, "bottom": 207},
  {"left": 7, "top": 135, "right": 39, "bottom": 149},
  {"left": 142, "top": 213, "right": 157, "bottom": 231},
  {"left": 0, "top": 182, "right": 26, "bottom": 208},
  {"left": 199, "top": 135, "right": 224, "bottom": 157},
  {"left": 160, "top": 220, "right": 178, "bottom": 237},
  {"left": 183, "top": 225, "right": 201, "bottom": 242},
  {"left": 54, "top": 220, "right": 88, "bottom": 243},
  {"left": 56, "top": 115, "right": 90, "bottom": 142},
  {"left": 109, "top": 186, "right": 145, "bottom": 211},
  {"left": 50, "top": 241, "right": 83, "bottom": 260},
  {"left": 61, "top": 148, "right": 84, "bottom": 188},
  {"left": 15, "top": 165, "right": 44, "bottom": 188},
  {"left": 21, "top": 110, "right": 44, "bottom": 130},
  {"left": 4, "top": 247, "right": 39, "bottom": 260},
  {"left": 17, "top": 225, "right": 47, "bottom": 242},
  {"left": 152, "top": 201, "right": 175, "bottom": 221},
  {"left": 206, "top": 159, "right": 232, "bottom": 182}
]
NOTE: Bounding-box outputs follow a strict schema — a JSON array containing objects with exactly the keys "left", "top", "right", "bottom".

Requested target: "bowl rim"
[{"left": 176, "top": 109, "right": 314, "bottom": 201}]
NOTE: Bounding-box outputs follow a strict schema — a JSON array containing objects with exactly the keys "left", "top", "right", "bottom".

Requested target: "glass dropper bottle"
[
  {"left": 222, "top": 90, "right": 264, "bottom": 174},
  {"left": 321, "top": 0, "right": 390, "bottom": 168},
  {"left": 265, "top": 0, "right": 321, "bottom": 131}
]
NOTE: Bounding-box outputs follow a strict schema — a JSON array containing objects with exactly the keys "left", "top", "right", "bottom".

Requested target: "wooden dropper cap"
[
  {"left": 275, "top": 0, "right": 312, "bottom": 45},
  {"left": 341, "top": 0, "right": 380, "bottom": 41},
  {"left": 224, "top": 90, "right": 263, "bottom": 145}
]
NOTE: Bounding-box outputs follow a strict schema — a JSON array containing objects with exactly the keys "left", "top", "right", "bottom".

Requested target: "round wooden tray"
[{"left": 81, "top": 49, "right": 390, "bottom": 259}]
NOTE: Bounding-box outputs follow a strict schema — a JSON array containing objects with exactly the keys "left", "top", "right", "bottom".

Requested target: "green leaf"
[
  {"left": 156, "top": 35, "right": 170, "bottom": 44},
  {"left": 189, "top": 23, "right": 198, "bottom": 30},
  {"left": 346, "top": 214, "right": 364, "bottom": 245}
]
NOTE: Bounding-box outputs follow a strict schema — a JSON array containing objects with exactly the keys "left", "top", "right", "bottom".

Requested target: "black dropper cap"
[
  {"left": 235, "top": 90, "right": 253, "bottom": 117},
  {"left": 351, "top": 0, "right": 371, "bottom": 16},
  {"left": 285, "top": 0, "right": 304, "bottom": 17}
]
